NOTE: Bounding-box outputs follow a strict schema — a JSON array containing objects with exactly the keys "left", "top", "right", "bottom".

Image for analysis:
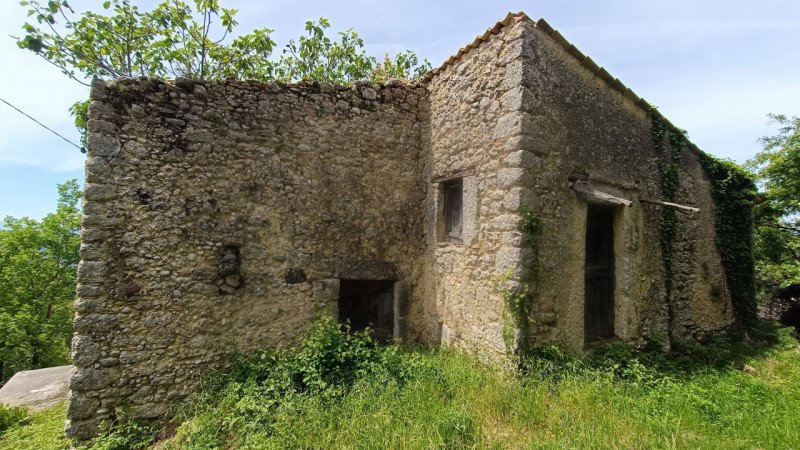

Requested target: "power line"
[{"left": 0, "top": 96, "right": 86, "bottom": 153}]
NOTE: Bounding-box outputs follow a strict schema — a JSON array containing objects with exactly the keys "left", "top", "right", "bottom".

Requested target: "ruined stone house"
[{"left": 67, "top": 12, "right": 747, "bottom": 439}]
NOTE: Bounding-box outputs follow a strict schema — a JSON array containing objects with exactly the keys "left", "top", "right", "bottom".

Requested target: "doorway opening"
[
  {"left": 338, "top": 280, "right": 394, "bottom": 342},
  {"left": 584, "top": 205, "right": 616, "bottom": 343}
]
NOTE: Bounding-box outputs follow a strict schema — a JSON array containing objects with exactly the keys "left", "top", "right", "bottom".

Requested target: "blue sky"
[{"left": 1, "top": 0, "right": 799, "bottom": 218}]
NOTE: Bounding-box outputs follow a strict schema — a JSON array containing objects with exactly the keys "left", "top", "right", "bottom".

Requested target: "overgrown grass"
[
  {"left": 0, "top": 402, "right": 68, "bottom": 450},
  {"left": 3, "top": 320, "right": 800, "bottom": 449}
]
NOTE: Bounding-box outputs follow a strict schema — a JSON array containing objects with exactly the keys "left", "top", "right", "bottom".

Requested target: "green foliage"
[
  {"left": 0, "top": 404, "right": 29, "bottom": 436},
  {"left": 16, "top": 1, "right": 430, "bottom": 84},
  {"left": 0, "top": 180, "right": 81, "bottom": 382},
  {"left": 11, "top": 322, "right": 799, "bottom": 449},
  {"left": 697, "top": 152, "right": 758, "bottom": 326},
  {"left": 501, "top": 209, "right": 542, "bottom": 355},
  {"left": 747, "top": 115, "right": 800, "bottom": 303},
  {"left": 16, "top": 1, "right": 431, "bottom": 144},
  {"left": 0, "top": 402, "right": 68, "bottom": 449},
  {"left": 648, "top": 109, "right": 685, "bottom": 337},
  {"left": 162, "top": 317, "right": 429, "bottom": 448},
  {"left": 17, "top": 0, "right": 268, "bottom": 82},
  {"left": 750, "top": 114, "right": 800, "bottom": 218},
  {"left": 524, "top": 321, "right": 793, "bottom": 383},
  {"left": 650, "top": 107, "right": 757, "bottom": 329},
  {"left": 87, "top": 415, "right": 156, "bottom": 450},
  {"left": 69, "top": 99, "right": 88, "bottom": 147}
]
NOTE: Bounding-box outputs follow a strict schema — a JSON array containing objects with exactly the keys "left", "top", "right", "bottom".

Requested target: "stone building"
[{"left": 67, "top": 12, "right": 749, "bottom": 439}]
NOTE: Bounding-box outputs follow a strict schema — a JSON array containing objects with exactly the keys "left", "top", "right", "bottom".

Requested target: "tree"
[
  {"left": 16, "top": 0, "right": 431, "bottom": 141},
  {"left": 0, "top": 181, "right": 81, "bottom": 382},
  {"left": 747, "top": 115, "right": 800, "bottom": 304}
]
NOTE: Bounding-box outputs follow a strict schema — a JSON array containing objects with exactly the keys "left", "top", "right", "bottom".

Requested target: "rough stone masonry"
[{"left": 68, "top": 12, "right": 742, "bottom": 439}]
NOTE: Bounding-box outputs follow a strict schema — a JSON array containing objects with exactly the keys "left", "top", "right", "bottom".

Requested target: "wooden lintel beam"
[
  {"left": 639, "top": 197, "right": 700, "bottom": 212},
  {"left": 570, "top": 182, "right": 632, "bottom": 207}
]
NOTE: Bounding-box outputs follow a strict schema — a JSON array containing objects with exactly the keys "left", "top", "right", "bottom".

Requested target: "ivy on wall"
[
  {"left": 650, "top": 107, "right": 757, "bottom": 329},
  {"left": 696, "top": 153, "right": 758, "bottom": 327},
  {"left": 501, "top": 209, "right": 542, "bottom": 355},
  {"left": 649, "top": 109, "right": 683, "bottom": 337}
]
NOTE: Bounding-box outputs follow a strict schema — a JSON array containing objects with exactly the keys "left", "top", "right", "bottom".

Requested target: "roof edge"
[
  {"left": 422, "top": 12, "right": 531, "bottom": 83},
  {"left": 423, "top": 12, "right": 706, "bottom": 157}
]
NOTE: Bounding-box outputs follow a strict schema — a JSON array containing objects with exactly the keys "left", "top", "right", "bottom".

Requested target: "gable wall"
[{"left": 517, "top": 23, "right": 734, "bottom": 350}]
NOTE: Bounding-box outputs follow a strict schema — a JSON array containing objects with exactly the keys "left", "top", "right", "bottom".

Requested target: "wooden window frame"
[{"left": 442, "top": 178, "right": 463, "bottom": 243}]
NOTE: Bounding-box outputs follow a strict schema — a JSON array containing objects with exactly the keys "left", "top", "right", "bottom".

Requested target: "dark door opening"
[
  {"left": 338, "top": 280, "right": 394, "bottom": 342},
  {"left": 584, "top": 205, "right": 615, "bottom": 343}
]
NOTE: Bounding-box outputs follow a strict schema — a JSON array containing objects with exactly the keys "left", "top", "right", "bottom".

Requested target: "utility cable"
[{"left": 0, "top": 96, "right": 86, "bottom": 153}]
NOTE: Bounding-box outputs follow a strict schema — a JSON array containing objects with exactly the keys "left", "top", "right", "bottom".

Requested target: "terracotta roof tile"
[
  {"left": 423, "top": 12, "right": 704, "bottom": 155},
  {"left": 422, "top": 12, "right": 530, "bottom": 82}
]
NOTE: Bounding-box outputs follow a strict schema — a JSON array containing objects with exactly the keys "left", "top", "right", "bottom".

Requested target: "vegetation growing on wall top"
[{"left": 16, "top": 0, "right": 431, "bottom": 146}]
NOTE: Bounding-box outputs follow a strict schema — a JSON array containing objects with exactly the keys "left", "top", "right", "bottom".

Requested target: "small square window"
[{"left": 442, "top": 178, "right": 463, "bottom": 242}]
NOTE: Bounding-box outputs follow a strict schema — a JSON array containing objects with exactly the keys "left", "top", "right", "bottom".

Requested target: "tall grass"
[
  {"left": 3, "top": 320, "right": 798, "bottom": 449},
  {"left": 0, "top": 403, "right": 68, "bottom": 450},
  {"left": 155, "top": 320, "right": 800, "bottom": 449}
]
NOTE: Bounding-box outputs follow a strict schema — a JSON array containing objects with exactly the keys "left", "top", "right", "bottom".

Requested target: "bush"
[
  {"left": 87, "top": 416, "right": 156, "bottom": 450},
  {"left": 0, "top": 404, "right": 28, "bottom": 435},
  {"left": 168, "top": 317, "right": 430, "bottom": 448},
  {"left": 519, "top": 321, "right": 797, "bottom": 391}
]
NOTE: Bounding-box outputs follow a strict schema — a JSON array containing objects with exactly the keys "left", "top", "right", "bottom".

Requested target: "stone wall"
[
  {"left": 516, "top": 22, "right": 733, "bottom": 351},
  {"left": 424, "top": 19, "right": 534, "bottom": 355},
  {"left": 68, "top": 77, "right": 428, "bottom": 439}
]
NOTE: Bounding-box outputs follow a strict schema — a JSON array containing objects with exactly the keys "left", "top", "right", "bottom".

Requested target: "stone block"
[
  {"left": 498, "top": 38, "right": 532, "bottom": 65},
  {"left": 496, "top": 168, "right": 529, "bottom": 188},
  {"left": 79, "top": 243, "right": 104, "bottom": 260},
  {"left": 70, "top": 367, "right": 117, "bottom": 391},
  {"left": 499, "top": 86, "right": 537, "bottom": 113},
  {"left": 83, "top": 183, "right": 116, "bottom": 201},
  {"left": 73, "top": 314, "right": 118, "bottom": 334},
  {"left": 72, "top": 335, "right": 100, "bottom": 367},
  {"left": 90, "top": 78, "right": 108, "bottom": 100},
  {"left": 65, "top": 418, "right": 100, "bottom": 441},
  {"left": 76, "top": 283, "right": 104, "bottom": 298},
  {"left": 495, "top": 246, "right": 525, "bottom": 276},
  {"left": 502, "top": 59, "right": 534, "bottom": 91},
  {"left": 493, "top": 113, "right": 523, "bottom": 140},
  {"left": 501, "top": 134, "right": 550, "bottom": 157},
  {"left": 86, "top": 119, "right": 118, "bottom": 135},
  {"left": 312, "top": 278, "right": 340, "bottom": 302},
  {"left": 131, "top": 402, "right": 168, "bottom": 419},
  {"left": 86, "top": 133, "right": 120, "bottom": 157},
  {"left": 502, "top": 187, "right": 534, "bottom": 211},
  {"left": 73, "top": 298, "right": 105, "bottom": 315},
  {"left": 67, "top": 395, "right": 100, "bottom": 420},
  {"left": 81, "top": 212, "right": 120, "bottom": 229},
  {"left": 77, "top": 261, "right": 107, "bottom": 284},
  {"left": 489, "top": 214, "right": 523, "bottom": 232},
  {"left": 503, "top": 150, "right": 541, "bottom": 169},
  {"left": 84, "top": 157, "right": 111, "bottom": 183}
]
